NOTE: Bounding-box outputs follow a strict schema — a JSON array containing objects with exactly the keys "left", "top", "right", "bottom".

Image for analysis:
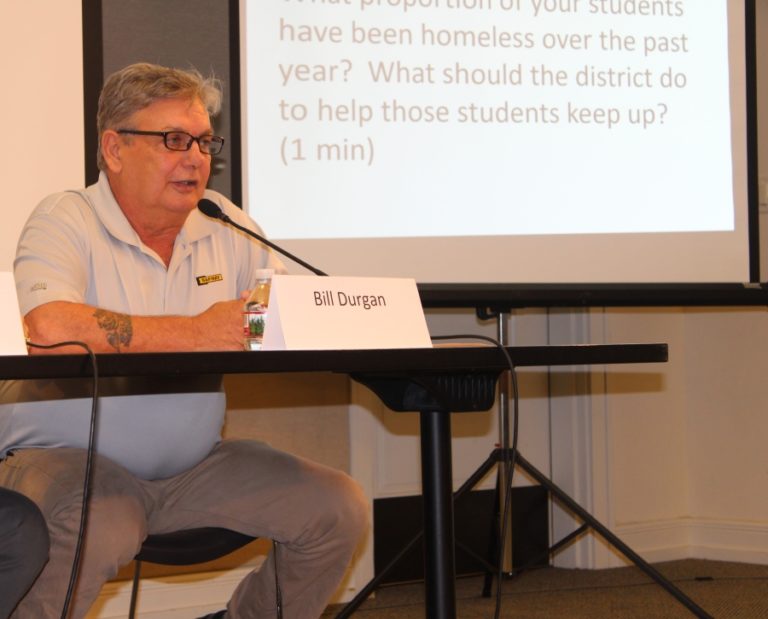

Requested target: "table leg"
[{"left": 419, "top": 409, "right": 457, "bottom": 619}]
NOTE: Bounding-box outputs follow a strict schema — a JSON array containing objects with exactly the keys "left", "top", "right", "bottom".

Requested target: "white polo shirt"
[{"left": 0, "top": 173, "right": 284, "bottom": 479}]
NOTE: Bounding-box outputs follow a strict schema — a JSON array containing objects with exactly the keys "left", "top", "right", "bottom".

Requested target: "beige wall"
[
  {"left": 0, "top": 1, "right": 84, "bottom": 271},
  {"left": 223, "top": 372, "right": 351, "bottom": 470}
]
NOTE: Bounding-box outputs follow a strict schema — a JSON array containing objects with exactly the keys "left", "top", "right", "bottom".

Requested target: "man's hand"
[{"left": 190, "top": 299, "right": 245, "bottom": 351}]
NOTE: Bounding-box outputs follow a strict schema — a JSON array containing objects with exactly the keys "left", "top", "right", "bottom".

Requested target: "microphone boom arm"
[
  {"left": 222, "top": 215, "right": 328, "bottom": 276},
  {"left": 198, "top": 199, "right": 327, "bottom": 276}
]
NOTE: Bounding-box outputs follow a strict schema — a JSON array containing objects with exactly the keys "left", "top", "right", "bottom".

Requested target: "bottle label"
[{"left": 243, "top": 303, "right": 267, "bottom": 350}]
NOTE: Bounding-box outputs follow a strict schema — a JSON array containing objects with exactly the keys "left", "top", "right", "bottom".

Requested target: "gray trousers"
[
  {"left": 0, "top": 440, "right": 368, "bottom": 619},
  {"left": 0, "top": 487, "right": 49, "bottom": 619}
]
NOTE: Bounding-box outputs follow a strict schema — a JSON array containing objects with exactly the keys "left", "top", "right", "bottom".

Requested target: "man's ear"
[{"left": 101, "top": 130, "right": 124, "bottom": 173}]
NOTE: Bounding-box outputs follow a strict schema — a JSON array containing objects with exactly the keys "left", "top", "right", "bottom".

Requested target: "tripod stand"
[
  {"left": 478, "top": 308, "right": 713, "bottom": 619},
  {"left": 335, "top": 310, "right": 710, "bottom": 618}
]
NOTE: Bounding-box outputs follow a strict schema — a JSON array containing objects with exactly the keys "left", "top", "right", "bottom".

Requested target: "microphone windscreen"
[{"left": 198, "top": 199, "right": 224, "bottom": 220}]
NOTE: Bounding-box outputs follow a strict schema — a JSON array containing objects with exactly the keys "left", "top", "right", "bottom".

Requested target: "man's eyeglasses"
[{"left": 117, "top": 129, "right": 225, "bottom": 155}]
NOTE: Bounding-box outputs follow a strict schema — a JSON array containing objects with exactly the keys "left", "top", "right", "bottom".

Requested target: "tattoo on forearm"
[{"left": 93, "top": 309, "right": 133, "bottom": 352}]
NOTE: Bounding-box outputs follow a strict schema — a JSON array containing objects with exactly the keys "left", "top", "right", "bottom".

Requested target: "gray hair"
[{"left": 97, "top": 63, "right": 223, "bottom": 170}]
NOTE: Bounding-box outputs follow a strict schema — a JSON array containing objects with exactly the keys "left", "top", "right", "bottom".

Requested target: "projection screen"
[{"left": 240, "top": 0, "right": 756, "bottom": 284}]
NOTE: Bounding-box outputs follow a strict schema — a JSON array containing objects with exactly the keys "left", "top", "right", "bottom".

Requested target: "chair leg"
[{"left": 128, "top": 559, "right": 142, "bottom": 619}]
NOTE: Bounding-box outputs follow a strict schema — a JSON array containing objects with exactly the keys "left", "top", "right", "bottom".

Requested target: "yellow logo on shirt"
[{"left": 196, "top": 274, "right": 224, "bottom": 286}]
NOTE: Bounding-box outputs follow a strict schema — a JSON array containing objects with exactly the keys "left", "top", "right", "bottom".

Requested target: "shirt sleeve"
[{"left": 14, "top": 192, "right": 91, "bottom": 316}]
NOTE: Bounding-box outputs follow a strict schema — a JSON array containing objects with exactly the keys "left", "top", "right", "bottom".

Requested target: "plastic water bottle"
[{"left": 243, "top": 268, "right": 274, "bottom": 350}]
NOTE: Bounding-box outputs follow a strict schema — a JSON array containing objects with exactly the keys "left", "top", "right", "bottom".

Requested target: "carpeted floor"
[{"left": 323, "top": 559, "right": 768, "bottom": 618}]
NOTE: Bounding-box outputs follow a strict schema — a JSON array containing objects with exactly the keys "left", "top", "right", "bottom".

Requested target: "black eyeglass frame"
[{"left": 116, "top": 129, "right": 225, "bottom": 155}]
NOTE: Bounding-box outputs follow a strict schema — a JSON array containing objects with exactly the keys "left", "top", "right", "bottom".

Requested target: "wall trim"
[
  {"left": 86, "top": 555, "right": 362, "bottom": 619},
  {"left": 86, "top": 567, "right": 250, "bottom": 619},
  {"left": 613, "top": 518, "right": 768, "bottom": 566},
  {"left": 689, "top": 519, "right": 768, "bottom": 564}
]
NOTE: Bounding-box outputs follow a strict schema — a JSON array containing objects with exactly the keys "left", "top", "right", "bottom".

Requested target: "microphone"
[{"left": 198, "top": 199, "right": 327, "bottom": 276}]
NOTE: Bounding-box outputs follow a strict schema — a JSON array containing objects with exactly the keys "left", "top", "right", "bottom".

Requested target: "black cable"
[
  {"left": 27, "top": 341, "right": 99, "bottom": 619},
  {"left": 430, "top": 334, "right": 520, "bottom": 619},
  {"left": 272, "top": 540, "right": 283, "bottom": 619}
]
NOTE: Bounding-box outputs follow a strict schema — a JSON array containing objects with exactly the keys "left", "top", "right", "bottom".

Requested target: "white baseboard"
[
  {"left": 688, "top": 519, "right": 768, "bottom": 564},
  {"left": 612, "top": 518, "right": 768, "bottom": 566},
  {"left": 85, "top": 557, "right": 362, "bottom": 619},
  {"left": 85, "top": 568, "right": 248, "bottom": 619}
]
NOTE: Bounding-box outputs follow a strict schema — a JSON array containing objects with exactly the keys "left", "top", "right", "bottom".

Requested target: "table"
[{"left": 0, "top": 344, "right": 668, "bottom": 618}]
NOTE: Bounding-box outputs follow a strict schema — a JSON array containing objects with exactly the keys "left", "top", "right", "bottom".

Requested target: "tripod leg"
[
  {"left": 515, "top": 451, "right": 714, "bottom": 619},
  {"left": 482, "top": 461, "right": 503, "bottom": 598},
  {"left": 334, "top": 532, "right": 423, "bottom": 619}
]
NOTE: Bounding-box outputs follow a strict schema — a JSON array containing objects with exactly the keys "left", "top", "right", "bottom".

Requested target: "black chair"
[{"left": 128, "top": 527, "right": 257, "bottom": 619}]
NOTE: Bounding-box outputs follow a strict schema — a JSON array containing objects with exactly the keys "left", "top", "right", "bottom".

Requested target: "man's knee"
[
  {"left": 41, "top": 483, "right": 147, "bottom": 577},
  {"left": 83, "top": 494, "right": 148, "bottom": 568},
  {"left": 313, "top": 470, "right": 369, "bottom": 548},
  {"left": 340, "top": 474, "right": 369, "bottom": 536}
]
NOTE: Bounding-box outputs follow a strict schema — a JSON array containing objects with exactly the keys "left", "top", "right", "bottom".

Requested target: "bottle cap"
[{"left": 254, "top": 268, "right": 274, "bottom": 281}]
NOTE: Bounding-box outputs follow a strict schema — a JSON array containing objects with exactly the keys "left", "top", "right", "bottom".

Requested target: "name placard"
[
  {"left": 0, "top": 272, "right": 27, "bottom": 356},
  {"left": 263, "top": 275, "right": 432, "bottom": 350}
]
